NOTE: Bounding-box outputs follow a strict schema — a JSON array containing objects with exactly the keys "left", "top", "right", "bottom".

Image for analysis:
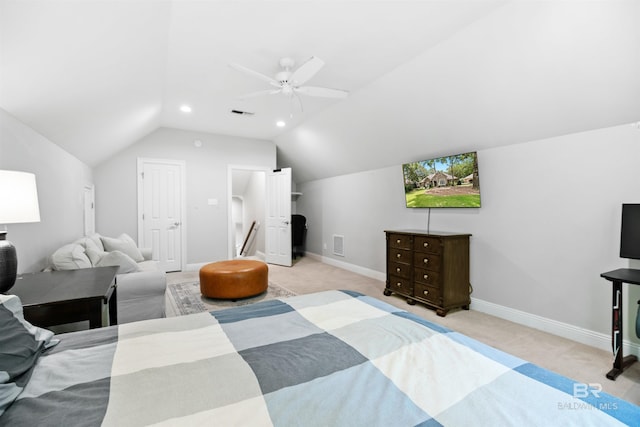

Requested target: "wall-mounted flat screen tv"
[
  {"left": 620, "top": 203, "right": 640, "bottom": 259},
  {"left": 402, "top": 151, "right": 481, "bottom": 208}
]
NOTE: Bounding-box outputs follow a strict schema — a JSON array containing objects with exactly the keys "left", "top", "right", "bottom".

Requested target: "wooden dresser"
[{"left": 384, "top": 229, "right": 471, "bottom": 316}]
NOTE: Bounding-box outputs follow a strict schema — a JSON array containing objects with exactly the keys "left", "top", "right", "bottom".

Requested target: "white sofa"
[{"left": 48, "top": 233, "right": 166, "bottom": 324}]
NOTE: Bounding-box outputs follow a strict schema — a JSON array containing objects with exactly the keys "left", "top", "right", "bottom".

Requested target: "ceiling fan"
[{"left": 229, "top": 56, "right": 349, "bottom": 113}]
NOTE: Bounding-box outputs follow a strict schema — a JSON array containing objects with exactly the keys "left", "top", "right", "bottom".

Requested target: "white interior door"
[
  {"left": 265, "top": 168, "right": 292, "bottom": 267},
  {"left": 138, "top": 158, "right": 185, "bottom": 272}
]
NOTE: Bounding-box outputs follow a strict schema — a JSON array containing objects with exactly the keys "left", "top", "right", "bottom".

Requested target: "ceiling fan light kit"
[{"left": 230, "top": 56, "right": 349, "bottom": 113}]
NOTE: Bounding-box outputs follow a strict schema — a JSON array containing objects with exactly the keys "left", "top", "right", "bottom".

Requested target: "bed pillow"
[
  {"left": 95, "top": 250, "right": 141, "bottom": 274},
  {"left": 100, "top": 234, "right": 144, "bottom": 263},
  {"left": 49, "top": 243, "right": 92, "bottom": 270},
  {"left": 0, "top": 294, "right": 58, "bottom": 416}
]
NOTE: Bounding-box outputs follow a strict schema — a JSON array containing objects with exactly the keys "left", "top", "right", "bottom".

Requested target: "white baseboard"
[
  {"left": 470, "top": 297, "right": 640, "bottom": 358},
  {"left": 305, "top": 252, "right": 386, "bottom": 282},
  {"left": 306, "top": 252, "right": 640, "bottom": 358},
  {"left": 185, "top": 262, "right": 207, "bottom": 272}
]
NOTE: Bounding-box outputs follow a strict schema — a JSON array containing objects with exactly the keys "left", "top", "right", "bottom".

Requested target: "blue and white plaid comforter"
[{"left": 2, "top": 290, "right": 638, "bottom": 426}]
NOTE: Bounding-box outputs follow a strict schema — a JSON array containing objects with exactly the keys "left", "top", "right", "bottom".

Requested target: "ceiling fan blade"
[
  {"left": 238, "top": 89, "right": 281, "bottom": 100},
  {"left": 294, "top": 92, "right": 304, "bottom": 112},
  {"left": 290, "top": 56, "right": 325, "bottom": 86},
  {"left": 229, "top": 62, "right": 281, "bottom": 88},
  {"left": 295, "top": 86, "right": 349, "bottom": 99}
]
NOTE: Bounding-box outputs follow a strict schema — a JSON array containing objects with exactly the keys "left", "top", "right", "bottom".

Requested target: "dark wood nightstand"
[{"left": 10, "top": 266, "right": 119, "bottom": 329}]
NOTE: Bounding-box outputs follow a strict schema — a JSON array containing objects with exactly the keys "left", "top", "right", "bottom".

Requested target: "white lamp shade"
[{"left": 0, "top": 170, "right": 41, "bottom": 224}]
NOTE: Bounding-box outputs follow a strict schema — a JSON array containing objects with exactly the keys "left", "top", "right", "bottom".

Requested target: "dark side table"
[
  {"left": 11, "top": 266, "right": 119, "bottom": 329},
  {"left": 600, "top": 268, "right": 640, "bottom": 380}
]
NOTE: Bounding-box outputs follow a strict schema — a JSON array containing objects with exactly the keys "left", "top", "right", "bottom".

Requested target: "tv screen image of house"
[{"left": 402, "top": 151, "right": 481, "bottom": 208}]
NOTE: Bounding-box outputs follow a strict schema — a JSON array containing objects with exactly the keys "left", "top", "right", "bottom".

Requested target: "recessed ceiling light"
[
  {"left": 180, "top": 105, "right": 192, "bottom": 113},
  {"left": 276, "top": 121, "right": 286, "bottom": 127}
]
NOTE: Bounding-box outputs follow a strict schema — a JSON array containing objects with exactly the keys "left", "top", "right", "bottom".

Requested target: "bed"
[{"left": 1, "top": 290, "right": 639, "bottom": 426}]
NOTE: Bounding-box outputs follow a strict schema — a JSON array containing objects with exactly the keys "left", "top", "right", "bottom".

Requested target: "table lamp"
[{"left": 0, "top": 170, "right": 41, "bottom": 293}]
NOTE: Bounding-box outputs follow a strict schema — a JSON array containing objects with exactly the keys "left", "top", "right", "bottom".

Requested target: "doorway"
[{"left": 228, "top": 166, "right": 268, "bottom": 260}]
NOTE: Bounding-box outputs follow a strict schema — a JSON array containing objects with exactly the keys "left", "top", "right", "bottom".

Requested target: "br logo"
[{"left": 573, "top": 383, "right": 602, "bottom": 398}]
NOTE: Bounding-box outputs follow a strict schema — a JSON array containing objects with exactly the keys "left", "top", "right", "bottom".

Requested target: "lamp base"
[{"left": 0, "top": 232, "right": 17, "bottom": 293}]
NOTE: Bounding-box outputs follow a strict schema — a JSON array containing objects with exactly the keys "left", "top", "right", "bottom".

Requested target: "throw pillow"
[
  {"left": 85, "top": 247, "right": 107, "bottom": 267},
  {"left": 100, "top": 234, "right": 144, "bottom": 263},
  {"left": 0, "top": 294, "right": 58, "bottom": 416},
  {"left": 74, "top": 236, "right": 101, "bottom": 253},
  {"left": 87, "top": 233, "right": 104, "bottom": 251},
  {"left": 50, "top": 244, "right": 92, "bottom": 270},
  {"left": 96, "top": 250, "right": 140, "bottom": 274}
]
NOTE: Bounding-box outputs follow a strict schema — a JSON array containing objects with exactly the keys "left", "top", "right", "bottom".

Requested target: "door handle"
[{"left": 282, "top": 220, "right": 290, "bottom": 225}]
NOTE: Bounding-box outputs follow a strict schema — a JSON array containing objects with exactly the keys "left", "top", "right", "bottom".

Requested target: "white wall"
[
  {"left": 0, "top": 108, "right": 93, "bottom": 273},
  {"left": 296, "top": 123, "right": 640, "bottom": 347},
  {"left": 94, "top": 127, "right": 275, "bottom": 266}
]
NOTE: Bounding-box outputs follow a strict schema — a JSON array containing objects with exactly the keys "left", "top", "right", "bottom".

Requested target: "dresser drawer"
[
  {"left": 414, "top": 267, "right": 440, "bottom": 286},
  {"left": 413, "top": 252, "right": 441, "bottom": 271},
  {"left": 414, "top": 236, "right": 441, "bottom": 254},
  {"left": 389, "top": 248, "right": 411, "bottom": 264},
  {"left": 389, "top": 261, "right": 411, "bottom": 279},
  {"left": 388, "top": 233, "right": 412, "bottom": 250},
  {"left": 388, "top": 275, "right": 413, "bottom": 295},
  {"left": 414, "top": 282, "right": 441, "bottom": 305}
]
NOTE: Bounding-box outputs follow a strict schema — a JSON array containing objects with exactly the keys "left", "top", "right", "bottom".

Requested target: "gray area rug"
[{"left": 167, "top": 281, "right": 297, "bottom": 316}]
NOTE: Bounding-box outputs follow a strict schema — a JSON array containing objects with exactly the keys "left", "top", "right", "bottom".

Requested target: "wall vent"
[{"left": 333, "top": 234, "right": 345, "bottom": 257}]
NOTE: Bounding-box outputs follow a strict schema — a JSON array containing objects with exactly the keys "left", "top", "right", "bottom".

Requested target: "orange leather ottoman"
[{"left": 199, "top": 260, "right": 268, "bottom": 299}]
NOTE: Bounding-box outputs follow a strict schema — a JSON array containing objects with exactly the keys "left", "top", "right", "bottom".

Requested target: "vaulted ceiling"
[{"left": 2, "top": 1, "right": 639, "bottom": 183}]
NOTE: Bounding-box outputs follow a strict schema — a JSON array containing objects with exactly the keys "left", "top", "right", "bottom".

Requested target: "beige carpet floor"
[{"left": 167, "top": 256, "right": 640, "bottom": 405}]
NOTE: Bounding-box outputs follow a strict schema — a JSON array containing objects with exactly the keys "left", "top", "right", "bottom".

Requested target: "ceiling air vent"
[
  {"left": 333, "top": 234, "right": 345, "bottom": 257},
  {"left": 230, "top": 109, "right": 254, "bottom": 116}
]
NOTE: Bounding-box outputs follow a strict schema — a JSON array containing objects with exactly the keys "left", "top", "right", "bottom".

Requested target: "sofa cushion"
[
  {"left": 100, "top": 234, "right": 144, "bottom": 263},
  {"left": 92, "top": 250, "right": 141, "bottom": 274},
  {"left": 137, "top": 260, "right": 160, "bottom": 272},
  {"left": 50, "top": 244, "right": 92, "bottom": 270},
  {"left": 0, "top": 294, "right": 58, "bottom": 416}
]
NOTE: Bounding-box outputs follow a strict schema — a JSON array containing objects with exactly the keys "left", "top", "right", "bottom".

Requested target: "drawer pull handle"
[
  {"left": 424, "top": 242, "right": 429, "bottom": 247},
  {"left": 397, "top": 253, "right": 401, "bottom": 258},
  {"left": 423, "top": 258, "right": 428, "bottom": 264},
  {"left": 423, "top": 274, "right": 428, "bottom": 279},
  {"left": 423, "top": 290, "right": 429, "bottom": 295},
  {"left": 396, "top": 239, "right": 401, "bottom": 244},
  {"left": 396, "top": 267, "right": 401, "bottom": 273},
  {"left": 396, "top": 282, "right": 401, "bottom": 287}
]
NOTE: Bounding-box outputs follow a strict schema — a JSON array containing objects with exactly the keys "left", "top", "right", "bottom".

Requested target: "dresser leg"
[{"left": 407, "top": 298, "right": 416, "bottom": 305}]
